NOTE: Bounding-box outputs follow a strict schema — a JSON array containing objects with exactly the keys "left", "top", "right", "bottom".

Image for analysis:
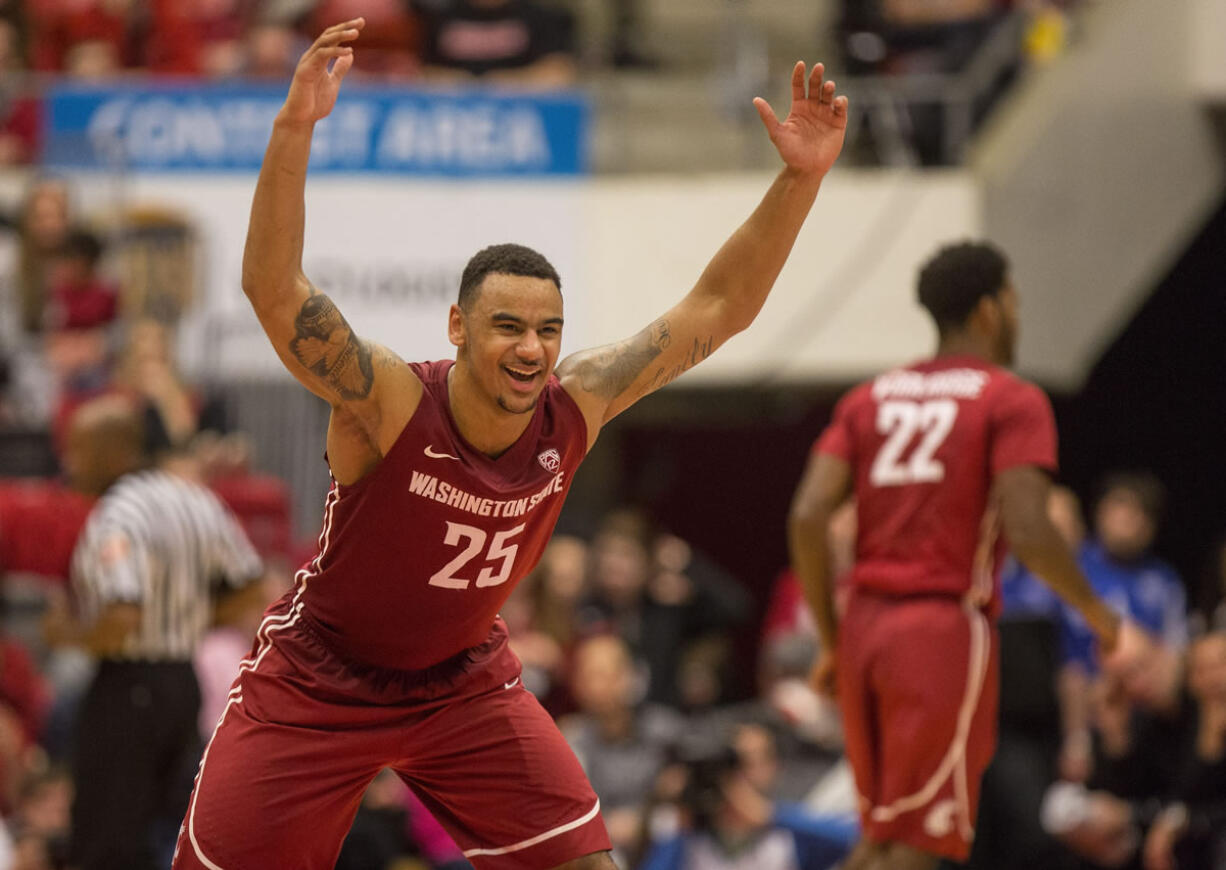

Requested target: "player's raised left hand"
[{"left": 753, "top": 62, "right": 848, "bottom": 178}]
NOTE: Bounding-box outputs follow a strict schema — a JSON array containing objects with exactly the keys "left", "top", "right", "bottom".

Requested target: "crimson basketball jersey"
[
  {"left": 816, "top": 355, "right": 1057, "bottom": 608},
  {"left": 296, "top": 360, "right": 587, "bottom": 670}
]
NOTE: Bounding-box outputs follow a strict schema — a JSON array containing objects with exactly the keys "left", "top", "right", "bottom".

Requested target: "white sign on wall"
[{"left": 64, "top": 170, "right": 980, "bottom": 385}]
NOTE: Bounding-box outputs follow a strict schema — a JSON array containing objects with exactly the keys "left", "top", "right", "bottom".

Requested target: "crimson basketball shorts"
[
  {"left": 836, "top": 588, "right": 1000, "bottom": 861},
  {"left": 172, "top": 604, "right": 610, "bottom": 870}
]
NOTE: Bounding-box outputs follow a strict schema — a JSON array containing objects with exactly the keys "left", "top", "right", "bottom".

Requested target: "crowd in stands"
[{"left": 0, "top": 0, "right": 1102, "bottom": 169}]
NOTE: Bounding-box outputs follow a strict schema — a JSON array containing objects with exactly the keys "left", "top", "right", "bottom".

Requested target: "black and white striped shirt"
[{"left": 71, "top": 469, "right": 263, "bottom": 662}]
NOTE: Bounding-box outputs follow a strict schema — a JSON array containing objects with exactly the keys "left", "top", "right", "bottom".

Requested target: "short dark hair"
[
  {"left": 1096, "top": 470, "right": 1167, "bottom": 526},
  {"left": 458, "top": 243, "right": 561, "bottom": 311},
  {"left": 917, "top": 241, "right": 1009, "bottom": 333},
  {"left": 58, "top": 228, "right": 104, "bottom": 266}
]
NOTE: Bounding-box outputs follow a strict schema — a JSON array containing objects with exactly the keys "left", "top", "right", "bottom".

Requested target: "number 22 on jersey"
[
  {"left": 869, "top": 399, "right": 959, "bottom": 487},
  {"left": 429, "top": 522, "right": 526, "bottom": 590}
]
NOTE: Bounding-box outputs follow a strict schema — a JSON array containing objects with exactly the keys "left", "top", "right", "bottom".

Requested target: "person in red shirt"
[
  {"left": 173, "top": 18, "right": 849, "bottom": 870},
  {"left": 787, "top": 241, "right": 1140, "bottom": 870}
]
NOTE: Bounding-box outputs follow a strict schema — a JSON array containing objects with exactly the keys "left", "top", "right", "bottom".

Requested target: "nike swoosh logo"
[
  {"left": 504, "top": 677, "right": 520, "bottom": 690},
  {"left": 424, "top": 445, "right": 460, "bottom": 461}
]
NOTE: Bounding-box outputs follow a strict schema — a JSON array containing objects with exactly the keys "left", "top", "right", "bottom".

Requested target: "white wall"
[
  {"left": 46, "top": 169, "right": 979, "bottom": 385},
  {"left": 1191, "top": 0, "right": 1226, "bottom": 101}
]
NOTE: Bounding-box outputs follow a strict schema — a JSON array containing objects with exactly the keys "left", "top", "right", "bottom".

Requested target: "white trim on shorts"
[
  {"left": 866, "top": 596, "right": 991, "bottom": 846},
  {"left": 461, "top": 799, "right": 603, "bottom": 860},
  {"left": 184, "top": 485, "right": 339, "bottom": 870}
]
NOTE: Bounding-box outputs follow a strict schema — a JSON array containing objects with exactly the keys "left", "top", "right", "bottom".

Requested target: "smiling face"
[{"left": 449, "top": 272, "right": 564, "bottom": 416}]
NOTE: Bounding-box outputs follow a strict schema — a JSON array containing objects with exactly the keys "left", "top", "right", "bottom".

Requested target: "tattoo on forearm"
[
  {"left": 570, "top": 319, "right": 671, "bottom": 400},
  {"left": 647, "top": 335, "right": 714, "bottom": 391},
  {"left": 289, "top": 294, "right": 374, "bottom": 400}
]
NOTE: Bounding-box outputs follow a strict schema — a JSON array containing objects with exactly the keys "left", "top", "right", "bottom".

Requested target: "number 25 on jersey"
[
  {"left": 429, "top": 522, "right": 526, "bottom": 590},
  {"left": 869, "top": 399, "right": 959, "bottom": 487}
]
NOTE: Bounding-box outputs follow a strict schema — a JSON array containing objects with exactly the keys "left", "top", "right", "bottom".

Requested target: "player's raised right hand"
[{"left": 280, "top": 18, "right": 365, "bottom": 125}]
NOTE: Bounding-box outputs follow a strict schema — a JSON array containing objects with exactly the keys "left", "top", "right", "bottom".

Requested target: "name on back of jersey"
[{"left": 872, "top": 368, "right": 989, "bottom": 401}]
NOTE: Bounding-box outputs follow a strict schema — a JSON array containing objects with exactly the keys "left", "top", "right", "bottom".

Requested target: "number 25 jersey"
[
  {"left": 816, "top": 355, "right": 1057, "bottom": 608},
  {"left": 297, "top": 359, "right": 588, "bottom": 671}
]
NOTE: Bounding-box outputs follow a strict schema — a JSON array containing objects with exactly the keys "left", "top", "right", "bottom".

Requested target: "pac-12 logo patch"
[{"left": 537, "top": 448, "right": 561, "bottom": 473}]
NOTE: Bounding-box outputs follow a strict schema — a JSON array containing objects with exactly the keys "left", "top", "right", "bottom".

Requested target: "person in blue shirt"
[
  {"left": 639, "top": 734, "right": 856, "bottom": 870},
  {"left": 1063, "top": 472, "right": 1187, "bottom": 678}
]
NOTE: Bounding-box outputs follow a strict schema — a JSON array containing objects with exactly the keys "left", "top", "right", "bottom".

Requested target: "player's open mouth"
[{"left": 503, "top": 365, "right": 540, "bottom": 391}]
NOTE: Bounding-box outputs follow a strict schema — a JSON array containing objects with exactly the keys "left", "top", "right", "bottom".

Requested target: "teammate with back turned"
[
  {"left": 787, "top": 242, "right": 1144, "bottom": 870},
  {"left": 171, "top": 17, "right": 849, "bottom": 870}
]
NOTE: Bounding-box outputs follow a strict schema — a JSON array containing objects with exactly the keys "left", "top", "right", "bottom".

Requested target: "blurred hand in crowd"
[
  {"left": 1042, "top": 782, "right": 1138, "bottom": 868},
  {"left": 1141, "top": 804, "right": 1186, "bottom": 870},
  {"left": 1188, "top": 631, "right": 1226, "bottom": 760}
]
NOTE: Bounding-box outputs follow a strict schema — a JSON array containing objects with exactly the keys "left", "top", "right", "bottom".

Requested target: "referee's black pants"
[{"left": 71, "top": 660, "right": 202, "bottom": 870}]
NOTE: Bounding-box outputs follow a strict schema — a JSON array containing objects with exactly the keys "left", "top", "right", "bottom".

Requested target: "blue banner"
[{"left": 44, "top": 83, "right": 589, "bottom": 176}]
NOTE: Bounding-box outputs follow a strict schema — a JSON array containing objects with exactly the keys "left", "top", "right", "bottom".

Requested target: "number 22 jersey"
[
  {"left": 296, "top": 359, "right": 588, "bottom": 671},
  {"left": 816, "top": 355, "right": 1057, "bottom": 611}
]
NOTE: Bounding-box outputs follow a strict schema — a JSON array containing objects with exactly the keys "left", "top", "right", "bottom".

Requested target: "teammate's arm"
[
  {"left": 556, "top": 63, "right": 847, "bottom": 449},
  {"left": 242, "top": 19, "right": 421, "bottom": 475},
  {"left": 788, "top": 451, "right": 853, "bottom": 696},
  {"left": 996, "top": 467, "right": 1121, "bottom": 651}
]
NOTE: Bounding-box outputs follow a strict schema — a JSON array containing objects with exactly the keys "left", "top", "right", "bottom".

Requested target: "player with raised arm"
[
  {"left": 172, "top": 18, "right": 848, "bottom": 870},
  {"left": 787, "top": 242, "right": 1140, "bottom": 870}
]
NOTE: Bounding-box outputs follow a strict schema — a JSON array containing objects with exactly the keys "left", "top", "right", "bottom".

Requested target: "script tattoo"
[
  {"left": 289, "top": 293, "right": 374, "bottom": 400},
  {"left": 565, "top": 319, "right": 672, "bottom": 401},
  {"left": 646, "top": 335, "right": 714, "bottom": 391}
]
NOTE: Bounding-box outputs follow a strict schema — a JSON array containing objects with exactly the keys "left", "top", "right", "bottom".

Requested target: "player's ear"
[
  {"left": 447, "top": 304, "right": 466, "bottom": 349},
  {"left": 972, "top": 293, "right": 1002, "bottom": 335}
]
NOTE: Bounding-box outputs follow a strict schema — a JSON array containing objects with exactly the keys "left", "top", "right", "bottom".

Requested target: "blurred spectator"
[
  {"left": 839, "top": 0, "right": 1005, "bottom": 78},
  {"left": 0, "top": 635, "right": 50, "bottom": 816},
  {"left": 193, "top": 566, "right": 283, "bottom": 740},
  {"left": 504, "top": 534, "right": 588, "bottom": 714},
  {"left": 0, "top": 9, "right": 40, "bottom": 166},
  {"left": 145, "top": 0, "right": 253, "bottom": 77},
  {"left": 335, "top": 769, "right": 470, "bottom": 870},
  {"left": 15, "top": 180, "right": 72, "bottom": 336},
  {"left": 309, "top": 0, "right": 420, "bottom": 78},
  {"left": 579, "top": 509, "right": 752, "bottom": 708},
  {"left": 1064, "top": 472, "right": 1188, "bottom": 697},
  {"left": 31, "top": 0, "right": 146, "bottom": 76},
  {"left": 760, "top": 499, "right": 855, "bottom": 673},
  {"left": 607, "top": 0, "right": 654, "bottom": 69},
  {"left": 41, "top": 230, "right": 119, "bottom": 416},
  {"left": 242, "top": 19, "right": 303, "bottom": 79},
  {"left": 111, "top": 318, "right": 228, "bottom": 460},
  {"left": 7, "top": 767, "right": 71, "bottom": 869},
  {"left": 42, "top": 230, "right": 118, "bottom": 335},
  {"left": 0, "top": 478, "right": 94, "bottom": 585},
  {"left": 560, "top": 633, "right": 685, "bottom": 862},
  {"left": 414, "top": 0, "right": 577, "bottom": 88},
  {"left": 638, "top": 731, "right": 856, "bottom": 870},
  {"left": 1039, "top": 780, "right": 1140, "bottom": 868},
  {"left": 1141, "top": 629, "right": 1226, "bottom": 870},
  {"left": 837, "top": 0, "right": 1013, "bottom": 164}
]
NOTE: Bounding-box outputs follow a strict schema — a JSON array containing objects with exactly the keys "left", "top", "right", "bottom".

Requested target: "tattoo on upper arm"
[
  {"left": 646, "top": 335, "right": 715, "bottom": 391},
  {"left": 570, "top": 319, "right": 672, "bottom": 400},
  {"left": 289, "top": 293, "right": 374, "bottom": 400}
]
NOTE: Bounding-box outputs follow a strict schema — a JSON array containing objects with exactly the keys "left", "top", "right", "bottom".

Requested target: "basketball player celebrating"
[
  {"left": 173, "top": 18, "right": 848, "bottom": 870},
  {"left": 788, "top": 242, "right": 1139, "bottom": 870}
]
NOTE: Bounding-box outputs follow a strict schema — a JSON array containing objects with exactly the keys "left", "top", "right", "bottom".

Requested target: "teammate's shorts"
[
  {"left": 836, "top": 588, "right": 1000, "bottom": 862},
  {"left": 172, "top": 600, "right": 610, "bottom": 870}
]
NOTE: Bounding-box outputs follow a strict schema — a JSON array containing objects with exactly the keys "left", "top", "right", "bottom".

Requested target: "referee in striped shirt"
[{"left": 46, "top": 396, "right": 264, "bottom": 870}]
